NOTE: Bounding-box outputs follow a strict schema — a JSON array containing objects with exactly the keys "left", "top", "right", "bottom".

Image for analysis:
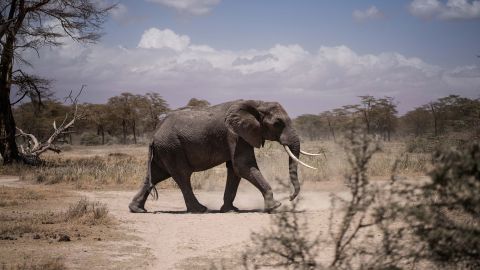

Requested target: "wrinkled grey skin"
[{"left": 129, "top": 100, "right": 301, "bottom": 213}]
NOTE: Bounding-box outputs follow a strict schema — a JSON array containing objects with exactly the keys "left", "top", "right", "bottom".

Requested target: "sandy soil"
[{"left": 1, "top": 176, "right": 349, "bottom": 269}]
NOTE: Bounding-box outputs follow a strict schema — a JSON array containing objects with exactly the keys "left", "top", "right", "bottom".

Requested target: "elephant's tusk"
[
  {"left": 300, "top": 150, "right": 323, "bottom": 156},
  {"left": 284, "top": 146, "right": 317, "bottom": 170}
]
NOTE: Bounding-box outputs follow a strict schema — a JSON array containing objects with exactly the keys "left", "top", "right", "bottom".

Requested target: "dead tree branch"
[{"left": 16, "top": 87, "right": 85, "bottom": 164}]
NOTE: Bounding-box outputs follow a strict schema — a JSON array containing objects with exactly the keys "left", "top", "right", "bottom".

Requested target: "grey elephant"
[{"left": 129, "top": 99, "right": 320, "bottom": 213}]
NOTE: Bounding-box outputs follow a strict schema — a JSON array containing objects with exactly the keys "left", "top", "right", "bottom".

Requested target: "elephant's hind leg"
[
  {"left": 129, "top": 162, "right": 170, "bottom": 213},
  {"left": 220, "top": 161, "right": 241, "bottom": 212},
  {"left": 172, "top": 172, "right": 208, "bottom": 213}
]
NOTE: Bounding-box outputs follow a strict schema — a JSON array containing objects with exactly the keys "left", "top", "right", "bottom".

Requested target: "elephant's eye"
[{"left": 273, "top": 119, "right": 284, "bottom": 129}]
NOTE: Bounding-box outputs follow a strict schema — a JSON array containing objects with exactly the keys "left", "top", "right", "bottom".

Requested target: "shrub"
[
  {"left": 79, "top": 132, "right": 102, "bottom": 146},
  {"left": 64, "top": 198, "right": 109, "bottom": 225},
  {"left": 407, "top": 142, "right": 480, "bottom": 268},
  {"left": 79, "top": 132, "right": 118, "bottom": 145}
]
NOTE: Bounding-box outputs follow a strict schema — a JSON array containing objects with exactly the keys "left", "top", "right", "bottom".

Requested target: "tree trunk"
[
  {"left": 327, "top": 117, "right": 336, "bottom": 142},
  {"left": 100, "top": 125, "right": 105, "bottom": 145},
  {"left": 122, "top": 119, "right": 127, "bottom": 144},
  {"left": 363, "top": 110, "right": 370, "bottom": 134},
  {"left": 0, "top": 16, "right": 20, "bottom": 164},
  {"left": 132, "top": 120, "right": 137, "bottom": 144},
  {"left": 430, "top": 104, "right": 438, "bottom": 137}
]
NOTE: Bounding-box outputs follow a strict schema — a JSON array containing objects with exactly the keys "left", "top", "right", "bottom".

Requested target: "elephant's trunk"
[{"left": 281, "top": 131, "right": 301, "bottom": 201}]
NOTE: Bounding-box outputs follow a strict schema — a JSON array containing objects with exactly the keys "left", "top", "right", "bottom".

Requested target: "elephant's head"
[{"left": 225, "top": 100, "right": 319, "bottom": 201}]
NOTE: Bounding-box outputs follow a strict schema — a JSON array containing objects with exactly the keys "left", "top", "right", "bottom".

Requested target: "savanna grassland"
[
  {"left": 0, "top": 139, "right": 430, "bottom": 191},
  {"left": 1, "top": 94, "right": 478, "bottom": 269},
  {"left": 2, "top": 133, "right": 479, "bottom": 269},
  {"left": 0, "top": 138, "right": 433, "bottom": 269}
]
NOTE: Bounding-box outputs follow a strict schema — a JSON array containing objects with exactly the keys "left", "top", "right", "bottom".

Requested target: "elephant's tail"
[{"left": 147, "top": 143, "right": 159, "bottom": 200}]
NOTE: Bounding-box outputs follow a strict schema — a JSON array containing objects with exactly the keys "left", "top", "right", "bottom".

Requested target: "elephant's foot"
[
  {"left": 264, "top": 200, "right": 282, "bottom": 213},
  {"left": 129, "top": 202, "right": 147, "bottom": 213},
  {"left": 187, "top": 203, "right": 208, "bottom": 213},
  {"left": 220, "top": 204, "right": 240, "bottom": 213}
]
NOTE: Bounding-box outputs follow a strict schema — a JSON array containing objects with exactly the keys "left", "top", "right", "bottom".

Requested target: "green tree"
[
  {"left": 143, "top": 92, "right": 169, "bottom": 132},
  {"left": 84, "top": 104, "right": 110, "bottom": 145},
  {"left": 372, "top": 96, "right": 398, "bottom": 141},
  {"left": 14, "top": 100, "right": 70, "bottom": 141},
  {"left": 401, "top": 106, "right": 431, "bottom": 137},
  {"left": 294, "top": 114, "right": 323, "bottom": 141},
  {"left": 107, "top": 93, "right": 135, "bottom": 144},
  {"left": 185, "top": 98, "right": 210, "bottom": 108}
]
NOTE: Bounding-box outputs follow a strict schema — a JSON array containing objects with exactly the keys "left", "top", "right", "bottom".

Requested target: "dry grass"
[
  {"left": 64, "top": 197, "right": 109, "bottom": 225},
  {"left": 1, "top": 258, "right": 66, "bottom": 270},
  {"left": 1, "top": 140, "right": 431, "bottom": 191},
  {"left": 0, "top": 185, "right": 115, "bottom": 269},
  {"left": 0, "top": 187, "right": 110, "bottom": 240},
  {"left": 1, "top": 147, "right": 147, "bottom": 189},
  {"left": 0, "top": 186, "right": 45, "bottom": 207}
]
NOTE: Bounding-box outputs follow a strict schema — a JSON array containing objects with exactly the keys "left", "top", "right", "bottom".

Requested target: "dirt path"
[{"left": 1, "top": 177, "right": 348, "bottom": 269}]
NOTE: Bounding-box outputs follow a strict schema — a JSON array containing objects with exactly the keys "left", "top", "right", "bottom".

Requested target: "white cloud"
[
  {"left": 146, "top": 0, "right": 221, "bottom": 15},
  {"left": 409, "top": 0, "right": 480, "bottom": 20},
  {"left": 20, "top": 28, "right": 480, "bottom": 115},
  {"left": 353, "top": 6, "right": 384, "bottom": 21},
  {"left": 138, "top": 28, "right": 191, "bottom": 51}
]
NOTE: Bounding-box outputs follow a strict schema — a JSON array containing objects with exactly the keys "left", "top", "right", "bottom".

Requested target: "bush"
[
  {"left": 79, "top": 132, "right": 102, "bottom": 145},
  {"left": 242, "top": 133, "right": 479, "bottom": 270},
  {"left": 407, "top": 142, "right": 480, "bottom": 268},
  {"left": 64, "top": 198, "right": 109, "bottom": 225},
  {"left": 79, "top": 132, "right": 118, "bottom": 145}
]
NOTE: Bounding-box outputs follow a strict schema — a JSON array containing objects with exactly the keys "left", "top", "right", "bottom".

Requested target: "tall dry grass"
[
  {"left": 1, "top": 259, "right": 66, "bottom": 270},
  {"left": 1, "top": 140, "right": 431, "bottom": 190},
  {"left": 1, "top": 191, "right": 110, "bottom": 239},
  {"left": 0, "top": 186, "right": 110, "bottom": 270}
]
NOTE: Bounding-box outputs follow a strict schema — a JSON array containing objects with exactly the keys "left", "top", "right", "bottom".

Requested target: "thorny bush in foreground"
[
  {"left": 406, "top": 142, "right": 480, "bottom": 269},
  {"left": 242, "top": 130, "right": 480, "bottom": 270}
]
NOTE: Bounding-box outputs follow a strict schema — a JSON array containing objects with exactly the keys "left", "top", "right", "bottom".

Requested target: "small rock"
[
  {"left": 33, "top": 234, "right": 41, "bottom": 240},
  {"left": 58, "top": 234, "right": 71, "bottom": 242}
]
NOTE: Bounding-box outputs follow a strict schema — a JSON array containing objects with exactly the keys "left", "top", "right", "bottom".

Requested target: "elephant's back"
[{"left": 151, "top": 104, "right": 231, "bottom": 170}]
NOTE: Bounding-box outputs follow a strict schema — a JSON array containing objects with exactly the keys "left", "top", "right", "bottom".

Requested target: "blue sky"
[
  {"left": 22, "top": 0, "right": 480, "bottom": 115},
  {"left": 104, "top": 1, "right": 480, "bottom": 68}
]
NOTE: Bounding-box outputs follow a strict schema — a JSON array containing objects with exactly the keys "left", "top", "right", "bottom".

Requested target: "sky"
[{"left": 20, "top": 0, "right": 480, "bottom": 116}]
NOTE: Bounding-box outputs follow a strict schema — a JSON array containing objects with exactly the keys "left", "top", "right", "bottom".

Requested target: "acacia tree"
[
  {"left": 84, "top": 103, "right": 110, "bottom": 145},
  {"left": 143, "top": 92, "right": 169, "bottom": 132},
  {"left": 107, "top": 93, "right": 133, "bottom": 144},
  {"left": 373, "top": 96, "right": 398, "bottom": 141},
  {"left": 402, "top": 106, "right": 431, "bottom": 137},
  {"left": 185, "top": 97, "right": 210, "bottom": 108},
  {"left": 0, "top": 0, "right": 112, "bottom": 164},
  {"left": 358, "top": 95, "right": 375, "bottom": 134}
]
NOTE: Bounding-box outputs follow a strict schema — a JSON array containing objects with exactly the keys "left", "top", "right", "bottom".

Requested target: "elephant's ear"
[{"left": 225, "top": 100, "right": 263, "bottom": 148}]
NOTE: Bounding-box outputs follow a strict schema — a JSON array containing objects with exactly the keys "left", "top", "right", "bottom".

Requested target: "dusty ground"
[{"left": 1, "top": 175, "right": 349, "bottom": 269}]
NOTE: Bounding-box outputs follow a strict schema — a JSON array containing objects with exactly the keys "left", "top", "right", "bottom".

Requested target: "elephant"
[{"left": 128, "top": 99, "right": 320, "bottom": 213}]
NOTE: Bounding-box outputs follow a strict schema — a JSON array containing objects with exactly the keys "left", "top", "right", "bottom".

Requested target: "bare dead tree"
[{"left": 15, "top": 87, "right": 85, "bottom": 164}]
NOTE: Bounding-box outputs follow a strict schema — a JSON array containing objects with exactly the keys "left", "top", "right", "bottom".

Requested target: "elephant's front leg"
[
  {"left": 220, "top": 161, "right": 241, "bottom": 212},
  {"left": 234, "top": 143, "right": 281, "bottom": 212}
]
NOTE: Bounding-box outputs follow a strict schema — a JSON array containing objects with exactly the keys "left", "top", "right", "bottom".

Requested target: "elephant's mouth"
[{"left": 283, "top": 145, "right": 319, "bottom": 170}]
